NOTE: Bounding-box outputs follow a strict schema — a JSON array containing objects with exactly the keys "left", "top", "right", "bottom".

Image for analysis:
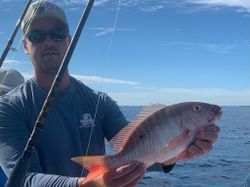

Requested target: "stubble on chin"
[{"left": 36, "top": 57, "right": 62, "bottom": 75}]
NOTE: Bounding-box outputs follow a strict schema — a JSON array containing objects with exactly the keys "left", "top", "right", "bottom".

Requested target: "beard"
[
  {"left": 32, "top": 57, "right": 62, "bottom": 76},
  {"left": 34, "top": 50, "right": 64, "bottom": 75}
]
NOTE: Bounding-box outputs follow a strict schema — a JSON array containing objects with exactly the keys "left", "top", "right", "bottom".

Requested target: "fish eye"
[{"left": 193, "top": 105, "right": 201, "bottom": 111}]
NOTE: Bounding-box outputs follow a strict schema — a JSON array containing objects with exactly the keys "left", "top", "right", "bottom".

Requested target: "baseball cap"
[
  {"left": 22, "top": 1, "right": 69, "bottom": 34},
  {"left": 0, "top": 69, "right": 25, "bottom": 93}
]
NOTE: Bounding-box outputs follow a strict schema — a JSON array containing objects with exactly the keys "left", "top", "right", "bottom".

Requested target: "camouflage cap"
[{"left": 22, "top": 1, "right": 69, "bottom": 34}]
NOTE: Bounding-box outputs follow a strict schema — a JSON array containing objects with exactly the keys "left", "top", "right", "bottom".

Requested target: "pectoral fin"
[{"left": 71, "top": 155, "right": 109, "bottom": 183}]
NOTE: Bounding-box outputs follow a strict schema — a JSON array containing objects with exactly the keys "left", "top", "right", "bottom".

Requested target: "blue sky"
[{"left": 0, "top": 0, "right": 249, "bottom": 106}]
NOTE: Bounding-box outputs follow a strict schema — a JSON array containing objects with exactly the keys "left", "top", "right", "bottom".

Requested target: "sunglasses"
[{"left": 26, "top": 28, "right": 68, "bottom": 44}]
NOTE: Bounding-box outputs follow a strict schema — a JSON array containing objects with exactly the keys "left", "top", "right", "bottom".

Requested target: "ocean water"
[{"left": 119, "top": 106, "right": 250, "bottom": 187}]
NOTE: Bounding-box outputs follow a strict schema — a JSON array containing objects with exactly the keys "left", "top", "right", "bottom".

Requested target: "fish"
[{"left": 71, "top": 102, "right": 222, "bottom": 182}]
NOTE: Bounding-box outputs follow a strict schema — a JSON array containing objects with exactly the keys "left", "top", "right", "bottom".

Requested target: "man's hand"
[
  {"left": 78, "top": 161, "right": 146, "bottom": 187},
  {"left": 180, "top": 124, "right": 220, "bottom": 160},
  {"left": 163, "top": 124, "right": 220, "bottom": 166}
]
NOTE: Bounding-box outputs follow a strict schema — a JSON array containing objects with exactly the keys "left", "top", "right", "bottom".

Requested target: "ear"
[{"left": 22, "top": 37, "right": 29, "bottom": 54}]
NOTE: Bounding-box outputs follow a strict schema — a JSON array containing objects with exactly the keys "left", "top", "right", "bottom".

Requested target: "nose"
[{"left": 43, "top": 35, "right": 55, "bottom": 47}]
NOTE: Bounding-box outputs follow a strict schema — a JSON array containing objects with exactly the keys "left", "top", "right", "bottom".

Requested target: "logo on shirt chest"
[{"left": 79, "top": 113, "right": 96, "bottom": 128}]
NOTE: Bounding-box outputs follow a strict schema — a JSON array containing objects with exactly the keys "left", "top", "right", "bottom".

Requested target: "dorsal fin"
[
  {"left": 134, "top": 104, "right": 167, "bottom": 124},
  {"left": 109, "top": 104, "right": 167, "bottom": 153},
  {"left": 109, "top": 122, "right": 138, "bottom": 153}
]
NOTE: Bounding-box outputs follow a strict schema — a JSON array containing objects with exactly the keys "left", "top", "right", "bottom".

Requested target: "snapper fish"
[{"left": 72, "top": 102, "right": 222, "bottom": 182}]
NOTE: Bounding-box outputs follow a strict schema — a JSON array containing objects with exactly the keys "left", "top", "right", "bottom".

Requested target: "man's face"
[{"left": 23, "top": 18, "right": 71, "bottom": 75}]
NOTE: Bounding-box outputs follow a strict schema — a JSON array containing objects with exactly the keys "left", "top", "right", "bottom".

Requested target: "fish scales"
[{"left": 114, "top": 107, "right": 182, "bottom": 167}]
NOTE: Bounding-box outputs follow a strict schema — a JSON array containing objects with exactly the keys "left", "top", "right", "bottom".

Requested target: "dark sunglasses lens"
[
  {"left": 50, "top": 29, "right": 67, "bottom": 41},
  {"left": 27, "top": 31, "right": 46, "bottom": 44}
]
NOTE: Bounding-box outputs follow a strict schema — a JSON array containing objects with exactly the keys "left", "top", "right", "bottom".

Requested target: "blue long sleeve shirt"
[{"left": 0, "top": 77, "right": 128, "bottom": 187}]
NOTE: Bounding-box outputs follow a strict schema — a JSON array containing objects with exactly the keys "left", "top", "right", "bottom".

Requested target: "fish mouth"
[
  {"left": 216, "top": 111, "right": 223, "bottom": 120},
  {"left": 208, "top": 108, "right": 223, "bottom": 123}
]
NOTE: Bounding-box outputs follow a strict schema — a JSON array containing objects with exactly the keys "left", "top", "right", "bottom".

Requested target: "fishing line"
[{"left": 81, "top": 0, "right": 122, "bottom": 177}]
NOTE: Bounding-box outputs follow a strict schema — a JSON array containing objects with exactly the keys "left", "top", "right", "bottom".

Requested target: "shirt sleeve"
[
  {"left": 101, "top": 94, "right": 128, "bottom": 141},
  {"left": 24, "top": 173, "right": 78, "bottom": 187},
  {"left": 0, "top": 97, "right": 78, "bottom": 187}
]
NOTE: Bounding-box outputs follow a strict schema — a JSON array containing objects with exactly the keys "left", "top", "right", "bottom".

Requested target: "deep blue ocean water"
[{"left": 119, "top": 106, "right": 250, "bottom": 187}]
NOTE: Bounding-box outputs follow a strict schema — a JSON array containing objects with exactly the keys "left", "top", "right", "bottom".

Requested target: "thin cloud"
[
  {"left": 18, "top": 72, "right": 250, "bottom": 106},
  {"left": 89, "top": 27, "right": 134, "bottom": 36},
  {"left": 71, "top": 74, "right": 139, "bottom": 85},
  {"left": 123, "top": 0, "right": 250, "bottom": 13},
  {"left": 2, "top": 0, "right": 250, "bottom": 12},
  {"left": 109, "top": 87, "right": 250, "bottom": 106},
  {"left": 55, "top": 0, "right": 112, "bottom": 6},
  {"left": 3, "top": 60, "right": 30, "bottom": 65},
  {"left": 187, "top": 0, "right": 250, "bottom": 13},
  {"left": 139, "top": 4, "right": 164, "bottom": 12},
  {"left": 20, "top": 72, "right": 139, "bottom": 85},
  {"left": 4, "top": 0, "right": 249, "bottom": 14},
  {"left": 247, "top": 40, "right": 250, "bottom": 48},
  {"left": 163, "top": 41, "right": 245, "bottom": 53}
]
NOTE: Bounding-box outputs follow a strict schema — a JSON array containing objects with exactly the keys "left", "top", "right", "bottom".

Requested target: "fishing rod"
[
  {"left": 0, "top": 0, "right": 33, "bottom": 68},
  {"left": 4, "top": 0, "right": 96, "bottom": 186}
]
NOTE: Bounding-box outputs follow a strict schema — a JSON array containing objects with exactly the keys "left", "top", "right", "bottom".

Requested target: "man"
[
  {"left": 0, "top": 1, "right": 220, "bottom": 187},
  {"left": 0, "top": 68, "right": 25, "bottom": 186}
]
